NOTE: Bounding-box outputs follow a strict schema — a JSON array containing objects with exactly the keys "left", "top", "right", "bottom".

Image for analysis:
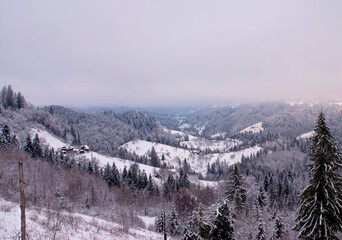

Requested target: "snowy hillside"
[
  {"left": 166, "top": 128, "right": 241, "bottom": 152},
  {"left": 79, "top": 152, "right": 161, "bottom": 178},
  {"left": 30, "top": 128, "right": 65, "bottom": 149},
  {"left": 239, "top": 122, "right": 264, "bottom": 134},
  {"left": 120, "top": 140, "right": 262, "bottom": 176},
  {"left": 30, "top": 127, "right": 261, "bottom": 180},
  {"left": 0, "top": 198, "right": 161, "bottom": 240}
]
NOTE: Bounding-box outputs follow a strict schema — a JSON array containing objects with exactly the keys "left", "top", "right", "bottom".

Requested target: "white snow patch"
[
  {"left": 138, "top": 215, "right": 156, "bottom": 228},
  {"left": 297, "top": 131, "right": 315, "bottom": 139},
  {"left": 239, "top": 122, "right": 264, "bottom": 134},
  {"left": 194, "top": 125, "right": 205, "bottom": 135},
  {"left": 180, "top": 138, "right": 241, "bottom": 152},
  {"left": 166, "top": 129, "right": 197, "bottom": 140},
  {"left": 179, "top": 123, "right": 191, "bottom": 130},
  {"left": 211, "top": 132, "right": 226, "bottom": 139},
  {"left": 30, "top": 128, "right": 65, "bottom": 150}
]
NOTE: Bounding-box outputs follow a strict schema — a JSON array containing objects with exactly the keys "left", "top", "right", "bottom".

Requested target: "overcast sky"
[{"left": 1, "top": 1, "right": 342, "bottom": 107}]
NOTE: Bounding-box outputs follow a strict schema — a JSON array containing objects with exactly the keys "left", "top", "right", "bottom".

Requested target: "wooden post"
[
  {"left": 19, "top": 162, "right": 26, "bottom": 240},
  {"left": 163, "top": 211, "right": 167, "bottom": 240}
]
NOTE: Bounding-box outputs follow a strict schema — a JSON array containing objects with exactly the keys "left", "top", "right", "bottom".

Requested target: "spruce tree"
[
  {"left": 110, "top": 162, "right": 120, "bottom": 187},
  {"left": 168, "top": 207, "right": 180, "bottom": 236},
  {"left": 273, "top": 215, "right": 285, "bottom": 239},
  {"left": 0, "top": 125, "right": 17, "bottom": 147},
  {"left": 150, "top": 146, "right": 160, "bottom": 167},
  {"left": 1, "top": 86, "right": 7, "bottom": 108},
  {"left": 294, "top": 112, "right": 342, "bottom": 239},
  {"left": 155, "top": 211, "right": 166, "bottom": 234},
  {"left": 16, "top": 92, "right": 26, "bottom": 109},
  {"left": 5, "top": 85, "right": 15, "bottom": 109},
  {"left": 212, "top": 200, "right": 235, "bottom": 240},
  {"left": 24, "top": 134, "right": 33, "bottom": 153},
  {"left": 32, "top": 133, "right": 43, "bottom": 158},
  {"left": 225, "top": 164, "right": 247, "bottom": 214},
  {"left": 256, "top": 213, "right": 267, "bottom": 240}
]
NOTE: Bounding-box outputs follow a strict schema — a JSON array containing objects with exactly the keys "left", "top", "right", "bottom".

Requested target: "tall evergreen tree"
[
  {"left": 150, "top": 146, "right": 160, "bottom": 167},
  {"left": 0, "top": 125, "right": 17, "bottom": 147},
  {"left": 212, "top": 200, "right": 235, "bottom": 240},
  {"left": 16, "top": 92, "right": 26, "bottom": 109},
  {"left": 225, "top": 164, "right": 247, "bottom": 214},
  {"left": 1, "top": 86, "right": 7, "bottom": 108},
  {"left": 272, "top": 215, "right": 285, "bottom": 239},
  {"left": 32, "top": 133, "right": 43, "bottom": 158},
  {"left": 155, "top": 211, "right": 166, "bottom": 234},
  {"left": 256, "top": 212, "right": 267, "bottom": 240},
  {"left": 110, "top": 162, "right": 120, "bottom": 187},
  {"left": 5, "top": 85, "right": 15, "bottom": 109},
  {"left": 294, "top": 112, "right": 342, "bottom": 239},
  {"left": 168, "top": 206, "right": 180, "bottom": 236},
  {"left": 23, "top": 134, "right": 33, "bottom": 153}
]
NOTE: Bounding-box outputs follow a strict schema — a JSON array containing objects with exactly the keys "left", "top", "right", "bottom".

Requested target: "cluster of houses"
[{"left": 60, "top": 145, "right": 90, "bottom": 156}]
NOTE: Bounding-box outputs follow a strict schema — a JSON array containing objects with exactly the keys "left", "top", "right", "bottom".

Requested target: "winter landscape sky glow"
[{"left": 1, "top": 1, "right": 342, "bottom": 107}]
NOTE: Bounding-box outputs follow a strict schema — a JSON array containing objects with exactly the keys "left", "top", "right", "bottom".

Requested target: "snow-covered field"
[
  {"left": 180, "top": 138, "right": 241, "bottom": 152},
  {"left": 166, "top": 128, "right": 241, "bottom": 152},
  {"left": 297, "top": 131, "right": 315, "bottom": 139},
  {"left": 239, "top": 122, "right": 264, "bottom": 134},
  {"left": 30, "top": 128, "right": 65, "bottom": 150},
  {"left": 0, "top": 198, "right": 161, "bottom": 240},
  {"left": 120, "top": 140, "right": 262, "bottom": 176}
]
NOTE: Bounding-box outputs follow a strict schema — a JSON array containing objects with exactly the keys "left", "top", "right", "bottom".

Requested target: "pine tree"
[
  {"left": 23, "top": 134, "right": 33, "bottom": 153},
  {"left": 147, "top": 174, "right": 154, "bottom": 194},
  {"left": 110, "top": 162, "right": 120, "bottom": 187},
  {"left": 155, "top": 211, "right": 166, "bottom": 234},
  {"left": 294, "top": 112, "right": 342, "bottom": 239},
  {"left": 257, "top": 187, "right": 266, "bottom": 208},
  {"left": 16, "top": 92, "right": 26, "bottom": 109},
  {"left": 256, "top": 208, "right": 267, "bottom": 240},
  {"left": 32, "top": 133, "right": 43, "bottom": 158},
  {"left": 212, "top": 200, "right": 235, "bottom": 240},
  {"left": 5, "top": 85, "right": 15, "bottom": 109},
  {"left": 150, "top": 146, "right": 160, "bottom": 167},
  {"left": 272, "top": 215, "right": 285, "bottom": 239},
  {"left": 103, "top": 163, "right": 112, "bottom": 187},
  {"left": 1, "top": 86, "right": 7, "bottom": 108},
  {"left": 168, "top": 207, "right": 179, "bottom": 236},
  {"left": 225, "top": 164, "right": 247, "bottom": 214},
  {"left": 0, "top": 125, "right": 17, "bottom": 147}
]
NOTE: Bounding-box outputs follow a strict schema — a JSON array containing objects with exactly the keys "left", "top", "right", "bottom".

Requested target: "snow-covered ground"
[
  {"left": 30, "top": 128, "right": 65, "bottom": 150},
  {"left": 120, "top": 140, "right": 261, "bottom": 176},
  {"left": 165, "top": 128, "right": 241, "bottom": 152},
  {"left": 179, "top": 123, "right": 191, "bottom": 130},
  {"left": 194, "top": 125, "right": 205, "bottom": 135},
  {"left": 0, "top": 198, "right": 161, "bottom": 240},
  {"left": 297, "top": 131, "right": 315, "bottom": 139},
  {"left": 30, "top": 127, "right": 261, "bottom": 180},
  {"left": 165, "top": 128, "right": 197, "bottom": 141},
  {"left": 79, "top": 152, "right": 161, "bottom": 178},
  {"left": 239, "top": 122, "right": 264, "bottom": 134},
  {"left": 180, "top": 138, "right": 241, "bottom": 152},
  {"left": 210, "top": 132, "right": 226, "bottom": 139},
  {"left": 137, "top": 215, "right": 156, "bottom": 229}
]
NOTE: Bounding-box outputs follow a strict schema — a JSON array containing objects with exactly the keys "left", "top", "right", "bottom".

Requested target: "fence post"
[{"left": 19, "top": 162, "right": 26, "bottom": 240}]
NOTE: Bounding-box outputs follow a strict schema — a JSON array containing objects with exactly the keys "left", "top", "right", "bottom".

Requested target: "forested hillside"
[{"left": 1, "top": 85, "right": 342, "bottom": 239}]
